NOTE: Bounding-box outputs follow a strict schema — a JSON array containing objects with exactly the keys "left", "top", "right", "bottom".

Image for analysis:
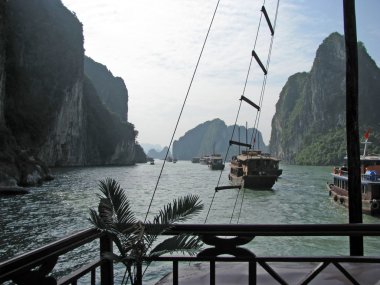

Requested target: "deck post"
[
  {"left": 343, "top": 0, "right": 363, "bottom": 256},
  {"left": 136, "top": 262, "right": 143, "bottom": 285},
  {"left": 248, "top": 260, "right": 256, "bottom": 285},
  {"left": 100, "top": 234, "right": 114, "bottom": 285}
]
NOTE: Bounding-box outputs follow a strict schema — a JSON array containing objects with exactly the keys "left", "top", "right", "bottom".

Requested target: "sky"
[{"left": 60, "top": 0, "right": 380, "bottom": 148}]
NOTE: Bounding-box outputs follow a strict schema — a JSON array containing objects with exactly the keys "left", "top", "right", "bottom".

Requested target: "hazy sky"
[{"left": 61, "top": 0, "right": 380, "bottom": 147}]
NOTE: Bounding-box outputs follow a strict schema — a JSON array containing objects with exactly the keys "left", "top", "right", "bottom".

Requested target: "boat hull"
[
  {"left": 326, "top": 183, "right": 380, "bottom": 216},
  {"left": 229, "top": 173, "right": 277, "bottom": 190},
  {"left": 209, "top": 164, "right": 225, "bottom": 170}
]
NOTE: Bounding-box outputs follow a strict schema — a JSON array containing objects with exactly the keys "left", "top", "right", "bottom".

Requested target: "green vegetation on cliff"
[
  {"left": 295, "top": 128, "right": 346, "bottom": 165},
  {"left": 270, "top": 32, "right": 380, "bottom": 166}
]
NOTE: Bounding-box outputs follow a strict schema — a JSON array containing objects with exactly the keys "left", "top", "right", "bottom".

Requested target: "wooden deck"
[{"left": 157, "top": 261, "right": 380, "bottom": 285}]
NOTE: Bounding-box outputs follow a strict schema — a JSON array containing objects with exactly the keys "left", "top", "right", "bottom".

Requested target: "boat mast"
[
  {"left": 362, "top": 139, "right": 368, "bottom": 157},
  {"left": 343, "top": 0, "right": 363, "bottom": 256},
  {"left": 362, "top": 130, "right": 371, "bottom": 157},
  {"left": 245, "top": 122, "right": 248, "bottom": 150}
]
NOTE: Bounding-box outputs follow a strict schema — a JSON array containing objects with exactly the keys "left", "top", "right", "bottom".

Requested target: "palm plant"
[{"left": 89, "top": 178, "right": 204, "bottom": 284}]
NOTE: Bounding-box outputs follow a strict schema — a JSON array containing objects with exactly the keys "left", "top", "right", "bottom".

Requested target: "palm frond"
[
  {"left": 143, "top": 222, "right": 171, "bottom": 251},
  {"left": 102, "top": 251, "right": 124, "bottom": 262},
  {"left": 153, "top": 194, "right": 203, "bottom": 225},
  {"left": 98, "top": 178, "right": 136, "bottom": 226},
  {"left": 149, "top": 235, "right": 203, "bottom": 257},
  {"left": 88, "top": 208, "right": 106, "bottom": 230},
  {"left": 98, "top": 198, "right": 115, "bottom": 227},
  {"left": 89, "top": 178, "right": 205, "bottom": 274}
]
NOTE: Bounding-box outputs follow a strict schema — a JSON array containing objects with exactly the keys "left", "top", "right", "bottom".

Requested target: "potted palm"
[{"left": 89, "top": 178, "right": 203, "bottom": 284}]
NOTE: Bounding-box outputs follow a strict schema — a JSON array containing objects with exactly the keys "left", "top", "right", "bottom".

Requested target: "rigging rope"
[
  {"left": 205, "top": 0, "right": 281, "bottom": 224},
  {"left": 237, "top": 186, "right": 246, "bottom": 223},
  {"left": 205, "top": 0, "right": 266, "bottom": 224},
  {"left": 251, "top": 0, "right": 280, "bottom": 148},
  {"left": 144, "top": 0, "right": 222, "bottom": 223}
]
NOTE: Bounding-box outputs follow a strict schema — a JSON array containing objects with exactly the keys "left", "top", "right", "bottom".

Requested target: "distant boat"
[
  {"left": 228, "top": 150, "right": 282, "bottom": 190},
  {"left": 191, "top": 157, "right": 200, "bottom": 163},
  {"left": 147, "top": 157, "right": 154, "bottom": 165},
  {"left": 173, "top": 158, "right": 178, "bottom": 163},
  {"left": 208, "top": 154, "right": 225, "bottom": 170},
  {"left": 327, "top": 131, "right": 380, "bottom": 216},
  {"left": 200, "top": 155, "right": 210, "bottom": 165}
]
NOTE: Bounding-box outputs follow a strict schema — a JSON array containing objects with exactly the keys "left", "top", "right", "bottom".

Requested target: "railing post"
[
  {"left": 136, "top": 262, "right": 142, "bottom": 285},
  {"left": 249, "top": 260, "right": 256, "bottom": 285},
  {"left": 173, "top": 260, "right": 179, "bottom": 285},
  {"left": 210, "top": 260, "right": 215, "bottom": 285},
  {"left": 100, "top": 234, "right": 114, "bottom": 285}
]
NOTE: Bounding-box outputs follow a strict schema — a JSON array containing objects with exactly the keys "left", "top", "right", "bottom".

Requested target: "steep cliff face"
[
  {"left": 173, "top": 118, "right": 267, "bottom": 160},
  {"left": 38, "top": 80, "right": 86, "bottom": 166},
  {"left": 82, "top": 77, "right": 138, "bottom": 165},
  {"left": 0, "top": 0, "right": 5, "bottom": 126},
  {"left": 269, "top": 72, "right": 309, "bottom": 162},
  {"left": 5, "top": 0, "right": 85, "bottom": 166},
  {"left": 84, "top": 56, "right": 128, "bottom": 121},
  {"left": 270, "top": 33, "right": 380, "bottom": 165},
  {"left": 147, "top": 147, "right": 172, "bottom": 160},
  {"left": 0, "top": 0, "right": 145, "bottom": 187}
]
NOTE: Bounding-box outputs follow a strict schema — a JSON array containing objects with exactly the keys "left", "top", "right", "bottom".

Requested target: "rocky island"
[{"left": 0, "top": 0, "right": 145, "bottom": 189}]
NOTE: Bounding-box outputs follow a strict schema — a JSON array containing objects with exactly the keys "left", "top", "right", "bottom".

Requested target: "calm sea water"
[{"left": 1, "top": 161, "right": 380, "bottom": 284}]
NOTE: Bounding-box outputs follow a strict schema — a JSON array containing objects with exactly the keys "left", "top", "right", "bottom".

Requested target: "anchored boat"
[
  {"left": 208, "top": 154, "right": 225, "bottom": 170},
  {"left": 228, "top": 150, "right": 282, "bottom": 190},
  {"left": 191, "top": 157, "right": 200, "bottom": 163},
  {"left": 327, "top": 132, "right": 380, "bottom": 216}
]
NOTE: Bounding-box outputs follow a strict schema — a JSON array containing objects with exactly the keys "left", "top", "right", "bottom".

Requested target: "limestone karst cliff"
[
  {"left": 0, "top": 0, "right": 5, "bottom": 126},
  {"left": 173, "top": 118, "right": 267, "bottom": 160},
  {"left": 0, "top": 0, "right": 145, "bottom": 187},
  {"left": 84, "top": 56, "right": 129, "bottom": 121},
  {"left": 269, "top": 32, "right": 380, "bottom": 165}
]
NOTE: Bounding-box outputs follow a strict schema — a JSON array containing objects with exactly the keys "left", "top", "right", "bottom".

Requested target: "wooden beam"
[
  {"left": 343, "top": 0, "right": 363, "bottom": 256},
  {"left": 251, "top": 50, "right": 267, "bottom": 75},
  {"left": 240, "top": 95, "right": 260, "bottom": 111},
  {"left": 261, "top": 6, "right": 274, "bottom": 36},
  {"left": 229, "top": 140, "right": 251, "bottom": 148},
  {"left": 215, "top": 185, "right": 242, "bottom": 192}
]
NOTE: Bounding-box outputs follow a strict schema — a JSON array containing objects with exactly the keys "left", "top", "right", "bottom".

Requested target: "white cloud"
[{"left": 61, "top": 0, "right": 379, "bottom": 147}]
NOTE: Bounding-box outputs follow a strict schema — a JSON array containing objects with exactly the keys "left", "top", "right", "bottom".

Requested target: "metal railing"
[
  {"left": 362, "top": 173, "right": 380, "bottom": 182},
  {"left": 1, "top": 224, "right": 380, "bottom": 285}
]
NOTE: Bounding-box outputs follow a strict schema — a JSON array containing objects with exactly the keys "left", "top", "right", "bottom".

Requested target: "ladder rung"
[
  {"left": 229, "top": 140, "right": 251, "bottom": 148},
  {"left": 261, "top": 6, "right": 274, "bottom": 36},
  {"left": 251, "top": 50, "right": 267, "bottom": 75},
  {"left": 215, "top": 185, "right": 241, "bottom": 192},
  {"left": 240, "top": 95, "right": 260, "bottom": 111}
]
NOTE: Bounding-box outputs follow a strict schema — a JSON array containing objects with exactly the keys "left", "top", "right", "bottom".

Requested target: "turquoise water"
[{"left": 1, "top": 162, "right": 379, "bottom": 283}]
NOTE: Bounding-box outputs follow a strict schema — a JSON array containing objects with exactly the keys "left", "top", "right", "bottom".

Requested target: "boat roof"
[
  {"left": 210, "top": 154, "right": 222, "bottom": 158},
  {"left": 331, "top": 173, "right": 380, "bottom": 184},
  {"left": 343, "top": 155, "right": 380, "bottom": 162},
  {"left": 236, "top": 152, "right": 280, "bottom": 162}
]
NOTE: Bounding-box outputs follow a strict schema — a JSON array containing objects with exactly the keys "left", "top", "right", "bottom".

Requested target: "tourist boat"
[
  {"left": 327, "top": 133, "right": 380, "bottom": 215},
  {"left": 208, "top": 154, "right": 225, "bottom": 170},
  {"left": 199, "top": 155, "right": 210, "bottom": 165},
  {"left": 191, "top": 157, "right": 200, "bottom": 163},
  {"left": 228, "top": 150, "right": 282, "bottom": 189}
]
